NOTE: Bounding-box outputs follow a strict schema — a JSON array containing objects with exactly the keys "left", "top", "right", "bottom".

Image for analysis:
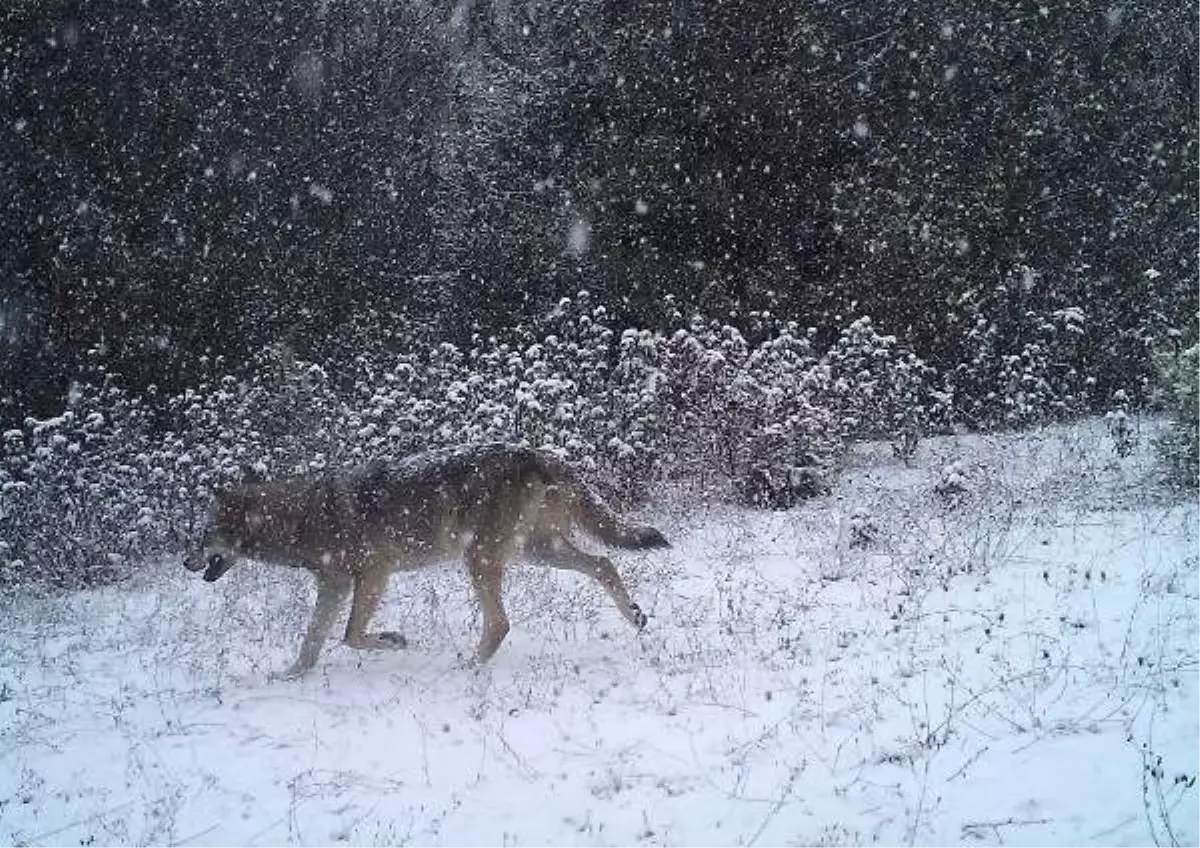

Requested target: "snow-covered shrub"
[
  {"left": 404, "top": 305, "right": 928, "bottom": 507},
  {"left": 174, "top": 344, "right": 351, "bottom": 476},
  {"left": 1104, "top": 390, "right": 1137, "bottom": 459},
  {"left": 934, "top": 460, "right": 970, "bottom": 501},
  {"left": 373, "top": 298, "right": 853, "bottom": 507},
  {"left": 821, "top": 316, "right": 941, "bottom": 445},
  {"left": 723, "top": 321, "right": 841, "bottom": 507},
  {"left": 0, "top": 344, "right": 357, "bottom": 594},
  {"left": 0, "top": 380, "right": 197, "bottom": 593},
  {"left": 847, "top": 506, "right": 877, "bottom": 549},
  {"left": 1153, "top": 340, "right": 1198, "bottom": 488},
  {"left": 948, "top": 307, "right": 1087, "bottom": 430},
  {"left": 347, "top": 294, "right": 618, "bottom": 472},
  {"left": 600, "top": 313, "right": 844, "bottom": 506}
]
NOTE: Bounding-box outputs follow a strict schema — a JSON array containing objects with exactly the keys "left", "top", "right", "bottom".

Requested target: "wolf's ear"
[{"left": 241, "top": 463, "right": 264, "bottom": 485}]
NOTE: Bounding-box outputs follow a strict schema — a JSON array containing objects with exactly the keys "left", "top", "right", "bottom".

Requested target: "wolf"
[{"left": 184, "top": 443, "right": 669, "bottom": 679}]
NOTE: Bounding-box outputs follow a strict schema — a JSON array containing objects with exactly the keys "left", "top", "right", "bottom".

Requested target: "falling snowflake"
[{"left": 567, "top": 219, "right": 590, "bottom": 255}]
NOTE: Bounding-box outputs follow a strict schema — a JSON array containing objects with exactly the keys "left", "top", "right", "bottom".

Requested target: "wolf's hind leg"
[
  {"left": 273, "top": 572, "right": 352, "bottom": 679},
  {"left": 344, "top": 567, "right": 407, "bottom": 651},
  {"left": 529, "top": 534, "right": 648, "bottom": 631}
]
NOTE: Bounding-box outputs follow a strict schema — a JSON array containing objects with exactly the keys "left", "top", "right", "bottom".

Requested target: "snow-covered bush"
[
  {"left": 948, "top": 307, "right": 1087, "bottom": 430},
  {"left": 1153, "top": 339, "right": 1198, "bottom": 488},
  {"left": 343, "top": 294, "right": 620, "bottom": 474},
  {"left": 934, "top": 460, "right": 970, "bottom": 501},
  {"left": 0, "top": 380, "right": 198, "bottom": 593},
  {"left": 847, "top": 506, "right": 877, "bottom": 548},
  {"left": 598, "top": 311, "right": 845, "bottom": 506},
  {"left": 359, "top": 298, "right": 859, "bottom": 507},
  {"left": 821, "top": 316, "right": 941, "bottom": 444},
  {"left": 0, "top": 345, "right": 352, "bottom": 594},
  {"left": 173, "top": 344, "right": 352, "bottom": 476},
  {"left": 1104, "top": 390, "right": 1137, "bottom": 459},
  {"left": 717, "top": 320, "right": 841, "bottom": 507}
]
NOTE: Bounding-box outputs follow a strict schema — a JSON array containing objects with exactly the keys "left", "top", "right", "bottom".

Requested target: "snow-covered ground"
[{"left": 1, "top": 419, "right": 1196, "bottom": 846}]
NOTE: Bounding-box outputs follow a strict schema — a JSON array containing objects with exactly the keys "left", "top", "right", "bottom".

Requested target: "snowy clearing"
[{"left": 1, "top": 419, "right": 1196, "bottom": 846}]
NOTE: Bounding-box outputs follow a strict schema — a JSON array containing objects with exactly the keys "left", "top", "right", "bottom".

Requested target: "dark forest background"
[{"left": 1, "top": 0, "right": 1197, "bottom": 427}]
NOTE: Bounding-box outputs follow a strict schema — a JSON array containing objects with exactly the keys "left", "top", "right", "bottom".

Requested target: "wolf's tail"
[{"left": 532, "top": 452, "right": 670, "bottom": 550}]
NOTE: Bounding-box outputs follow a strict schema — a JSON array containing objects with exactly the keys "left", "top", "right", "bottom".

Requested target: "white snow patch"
[
  {"left": 567, "top": 218, "right": 591, "bottom": 255},
  {"left": 309, "top": 183, "right": 334, "bottom": 204}
]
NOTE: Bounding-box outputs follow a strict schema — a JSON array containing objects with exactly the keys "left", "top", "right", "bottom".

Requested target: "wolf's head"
[{"left": 183, "top": 485, "right": 265, "bottom": 582}]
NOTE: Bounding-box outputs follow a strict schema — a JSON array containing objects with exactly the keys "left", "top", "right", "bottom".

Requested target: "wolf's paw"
[
  {"left": 377, "top": 631, "right": 408, "bottom": 649},
  {"left": 630, "top": 602, "right": 648, "bottom": 631},
  {"left": 346, "top": 632, "right": 409, "bottom": 651},
  {"left": 268, "top": 664, "right": 310, "bottom": 682}
]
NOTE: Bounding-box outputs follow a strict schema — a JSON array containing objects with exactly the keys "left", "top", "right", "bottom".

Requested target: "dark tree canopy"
[{"left": 1, "top": 0, "right": 1196, "bottom": 423}]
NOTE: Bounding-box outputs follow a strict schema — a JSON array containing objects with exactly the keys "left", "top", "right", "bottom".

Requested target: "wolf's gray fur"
[{"left": 184, "top": 443, "right": 669, "bottom": 679}]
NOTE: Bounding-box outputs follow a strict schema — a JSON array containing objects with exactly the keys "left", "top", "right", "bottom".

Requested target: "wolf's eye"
[{"left": 208, "top": 553, "right": 225, "bottom": 569}]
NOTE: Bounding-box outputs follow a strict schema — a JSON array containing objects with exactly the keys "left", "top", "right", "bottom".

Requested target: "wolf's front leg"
[
  {"left": 344, "top": 567, "right": 408, "bottom": 651},
  {"left": 271, "top": 572, "right": 352, "bottom": 680}
]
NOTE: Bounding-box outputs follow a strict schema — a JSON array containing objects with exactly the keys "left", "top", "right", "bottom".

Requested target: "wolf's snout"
[{"left": 183, "top": 552, "right": 205, "bottom": 573}]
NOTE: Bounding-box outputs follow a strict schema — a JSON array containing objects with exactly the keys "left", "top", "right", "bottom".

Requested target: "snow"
[
  {"left": 568, "top": 219, "right": 591, "bottom": 256},
  {"left": 1, "top": 421, "right": 1196, "bottom": 846},
  {"left": 309, "top": 183, "right": 334, "bottom": 205}
]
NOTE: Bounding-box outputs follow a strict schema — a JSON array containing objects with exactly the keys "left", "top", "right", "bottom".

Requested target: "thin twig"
[
  {"left": 961, "top": 816, "right": 1051, "bottom": 841},
  {"left": 26, "top": 800, "right": 138, "bottom": 845}
]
